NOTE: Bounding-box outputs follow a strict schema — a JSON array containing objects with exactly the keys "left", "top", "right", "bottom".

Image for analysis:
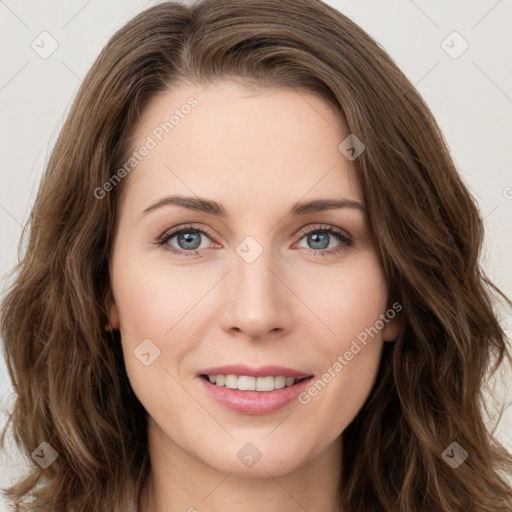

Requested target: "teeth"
[{"left": 206, "top": 374, "right": 299, "bottom": 391}]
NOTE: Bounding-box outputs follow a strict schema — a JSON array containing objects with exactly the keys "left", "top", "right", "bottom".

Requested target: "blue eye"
[
  {"left": 295, "top": 224, "right": 352, "bottom": 256},
  {"left": 155, "top": 223, "right": 352, "bottom": 257},
  {"left": 156, "top": 225, "right": 213, "bottom": 256}
]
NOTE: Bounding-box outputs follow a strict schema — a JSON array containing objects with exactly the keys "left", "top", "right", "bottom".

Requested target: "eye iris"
[
  {"left": 178, "top": 231, "right": 201, "bottom": 250},
  {"left": 309, "top": 232, "right": 329, "bottom": 250}
]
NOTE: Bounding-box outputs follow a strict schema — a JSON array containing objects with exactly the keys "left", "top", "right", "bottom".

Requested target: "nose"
[{"left": 219, "top": 242, "right": 294, "bottom": 341}]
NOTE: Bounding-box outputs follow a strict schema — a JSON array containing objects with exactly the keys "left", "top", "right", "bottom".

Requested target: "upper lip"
[{"left": 198, "top": 364, "right": 313, "bottom": 379}]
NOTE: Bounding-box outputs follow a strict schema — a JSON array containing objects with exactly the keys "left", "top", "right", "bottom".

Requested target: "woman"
[{"left": 1, "top": 0, "right": 512, "bottom": 510}]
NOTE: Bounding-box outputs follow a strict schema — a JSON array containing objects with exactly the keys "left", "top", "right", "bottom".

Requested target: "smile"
[{"left": 197, "top": 374, "right": 314, "bottom": 415}]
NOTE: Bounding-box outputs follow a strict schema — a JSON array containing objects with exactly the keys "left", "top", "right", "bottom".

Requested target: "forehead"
[{"left": 122, "top": 80, "right": 363, "bottom": 213}]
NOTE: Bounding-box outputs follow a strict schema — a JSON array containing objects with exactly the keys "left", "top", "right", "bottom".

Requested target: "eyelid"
[{"left": 157, "top": 223, "right": 217, "bottom": 243}]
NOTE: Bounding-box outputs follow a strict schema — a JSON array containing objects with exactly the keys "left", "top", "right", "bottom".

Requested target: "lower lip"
[{"left": 197, "top": 375, "right": 314, "bottom": 415}]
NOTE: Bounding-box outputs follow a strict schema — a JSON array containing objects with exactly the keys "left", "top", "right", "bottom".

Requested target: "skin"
[{"left": 106, "top": 80, "right": 400, "bottom": 512}]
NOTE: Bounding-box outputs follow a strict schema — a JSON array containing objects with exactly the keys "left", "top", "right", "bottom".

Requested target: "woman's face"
[{"left": 107, "top": 80, "right": 399, "bottom": 477}]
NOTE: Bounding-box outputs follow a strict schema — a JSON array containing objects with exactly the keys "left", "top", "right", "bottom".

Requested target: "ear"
[
  {"left": 382, "top": 304, "right": 403, "bottom": 342},
  {"left": 104, "top": 288, "right": 120, "bottom": 332}
]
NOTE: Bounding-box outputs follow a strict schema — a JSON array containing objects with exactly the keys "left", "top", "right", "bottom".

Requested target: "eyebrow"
[{"left": 141, "top": 194, "right": 366, "bottom": 218}]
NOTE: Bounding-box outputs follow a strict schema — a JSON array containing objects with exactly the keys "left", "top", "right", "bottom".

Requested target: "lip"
[
  {"left": 197, "top": 364, "right": 312, "bottom": 379},
  {"left": 197, "top": 374, "right": 314, "bottom": 415}
]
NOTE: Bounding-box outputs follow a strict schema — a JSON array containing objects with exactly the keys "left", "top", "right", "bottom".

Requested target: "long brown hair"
[{"left": 2, "top": 0, "right": 512, "bottom": 510}]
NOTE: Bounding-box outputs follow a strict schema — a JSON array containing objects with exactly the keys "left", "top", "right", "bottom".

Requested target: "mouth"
[{"left": 197, "top": 374, "right": 315, "bottom": 415}]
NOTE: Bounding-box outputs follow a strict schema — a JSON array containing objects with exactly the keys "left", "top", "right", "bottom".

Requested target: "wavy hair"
[{"left": 2, "top": 0, "right": 512, "bottom": 510}]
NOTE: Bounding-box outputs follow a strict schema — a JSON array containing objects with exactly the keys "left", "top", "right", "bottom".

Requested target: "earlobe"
[
  {"left": 104, "top": 290, "right": 120, "bottom": 332},
  {"left": 382, "top": 314, "right": 402, "bottom": 342}
]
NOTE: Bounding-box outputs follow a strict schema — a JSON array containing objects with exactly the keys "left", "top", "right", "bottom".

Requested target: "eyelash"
[{"left": 154, "top": 223, "right": 353, "bottom": 258}]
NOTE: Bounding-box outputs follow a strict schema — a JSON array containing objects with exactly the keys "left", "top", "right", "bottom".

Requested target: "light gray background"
[{"left": 1, "top": 1, "right": 511, "bottom": 509}]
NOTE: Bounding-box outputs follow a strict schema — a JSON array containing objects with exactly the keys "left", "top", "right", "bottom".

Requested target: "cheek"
[
  {"left": 111, "top": 252, "right": 213, "bottom": 402},
  {"left": 301, "top": 252, "right": 388, "bottom": 345},
  {"left": 112, "top": 247, "right": 209, "bottom": 339},
  {"left": 295, "top": 254, "right": 388, "bottom": 421}
]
